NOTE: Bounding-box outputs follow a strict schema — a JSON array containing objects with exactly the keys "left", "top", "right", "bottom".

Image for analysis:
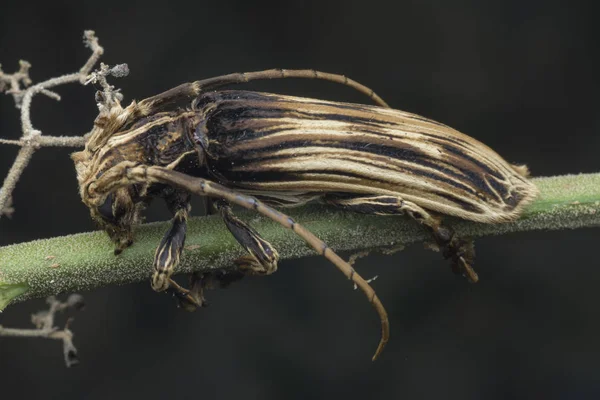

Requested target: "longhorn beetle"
[{"left": 72, "top": 69, "right": 538, "bottom": 360}]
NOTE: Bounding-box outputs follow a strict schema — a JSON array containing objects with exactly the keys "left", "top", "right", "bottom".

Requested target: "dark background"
[{"left": 1, "top": 0, "right": 599, "bottom": 398}]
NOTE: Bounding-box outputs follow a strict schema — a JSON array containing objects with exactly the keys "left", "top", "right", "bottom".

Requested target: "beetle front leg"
[
  {"left": 325, "top": 195, "right": 478, "bottom": 283},
  {"left": 174, "top": 270, "right": 246, "bottom": 312},
  {"left": 152, "top": 190, "right": 191, "bottom": 292},
  {"left": 152, "top": 190, "right": 215, "bottom": 310},
  {"left": 213, "top": 199, "right": 279, "bottom": 276}
]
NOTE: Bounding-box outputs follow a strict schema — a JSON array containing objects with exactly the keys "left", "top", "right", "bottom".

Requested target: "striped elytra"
[{"left": 194, "top": 90, "right": 538, "bottom": 222}]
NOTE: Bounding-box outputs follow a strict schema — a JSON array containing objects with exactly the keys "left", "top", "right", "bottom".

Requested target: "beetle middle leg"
[
  {"left": 213, "top": 199, "right": 279, "bottom": 276},
  {"left": 172, "top": 198, "right": 278, "bottom": 309},
  {"left": 324, "top": 194, "right": 478, "bottom": 283}
]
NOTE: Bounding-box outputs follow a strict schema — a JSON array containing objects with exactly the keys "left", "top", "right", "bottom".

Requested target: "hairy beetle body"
[{"left": 72, "top": 69, "right": 538, "bottom": 360}]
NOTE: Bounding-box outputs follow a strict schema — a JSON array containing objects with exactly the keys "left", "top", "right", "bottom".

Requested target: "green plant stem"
[{"left": 1, "top": 173, "right": 599, "bottom": 310}]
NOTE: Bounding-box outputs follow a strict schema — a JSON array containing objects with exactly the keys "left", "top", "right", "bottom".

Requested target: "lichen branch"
[
  {"left": 0, "top": 294, "right": 85, "bottom": 367},
  {"left": 0, "top": 173, "right": 599, "bottom": 310},
  {"left": 0, "top": 31, "right": 105, "bottom": 218}
]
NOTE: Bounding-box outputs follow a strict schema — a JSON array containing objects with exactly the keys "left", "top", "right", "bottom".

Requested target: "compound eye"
[{"left": 97, "top": 194, "right": 115, "bottom": 222}]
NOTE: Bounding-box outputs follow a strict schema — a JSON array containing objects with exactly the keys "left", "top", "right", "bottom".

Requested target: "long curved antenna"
[
  {"left": 88, "top": 163, "right": 389, "bottom": 360},
  {"left": 136, "top": 69, "right": 389, "bottom": 118}
]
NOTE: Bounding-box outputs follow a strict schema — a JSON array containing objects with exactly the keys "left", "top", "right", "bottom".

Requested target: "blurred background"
[{"left": 1, "top": 0, "right": 599, "bottom": 398}]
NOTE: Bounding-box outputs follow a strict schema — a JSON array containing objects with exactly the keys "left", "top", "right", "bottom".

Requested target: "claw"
[
  {"left": 457, "top": 257, "right": 479, "bottom": 283},
  {"left": 167, "top": 278, "right": 203, "bottom": 311}
]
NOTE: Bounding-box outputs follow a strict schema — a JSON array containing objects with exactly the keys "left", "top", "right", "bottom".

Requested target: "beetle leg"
[
  {"left": 151, "top": 189, "right": 191, "bottom": 292},
  {"left": 165, "top": 278, "right": 201, "bottom": 311},
  {"left": 213, "top": 199, "right": 279, "bottom": 276},
  {"left": 173, "top": 270, "right": 246, "bottom": 312},
  {"left": 325, "top": 195, "right": 478, "bottom": 283}
]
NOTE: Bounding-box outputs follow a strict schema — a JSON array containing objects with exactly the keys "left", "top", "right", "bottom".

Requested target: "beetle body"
[
  {"left": 72, "top": 69, "right": 538, "bottom": 360},
  {"left": 78, "top": 90, "right": 536, "bottom": 233}
]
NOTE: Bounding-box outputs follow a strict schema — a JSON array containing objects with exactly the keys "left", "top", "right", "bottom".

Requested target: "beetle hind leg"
[
  {"left": 325, "top": 195, "right": 478, "bottom": 283},
  {"left": 426, "top": 223, "right": 477, "bottom": 283}
]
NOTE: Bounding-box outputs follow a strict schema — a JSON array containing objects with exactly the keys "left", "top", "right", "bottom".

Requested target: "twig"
[
  {"left": 0, "top": 60, "right": 33, "bottom": 106},
  {"left": 1, "top": 173, "right": 599, "bottom": 309},
  {"left": 0, "top": 190, "right": 14, "bottom": 218},
  {"left": 0, "top": 135, "right": 87, "bottom": 148},
  {"left": 0, "top": 294, "right": 85, "bottom": 367},
  {"left": 0, "top": 31, "right": 104, "bottom": 217}
]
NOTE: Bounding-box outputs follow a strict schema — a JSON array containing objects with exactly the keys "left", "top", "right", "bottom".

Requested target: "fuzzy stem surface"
[{"left": 1, "top": 173, "right": 599, "bottom": 309}]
